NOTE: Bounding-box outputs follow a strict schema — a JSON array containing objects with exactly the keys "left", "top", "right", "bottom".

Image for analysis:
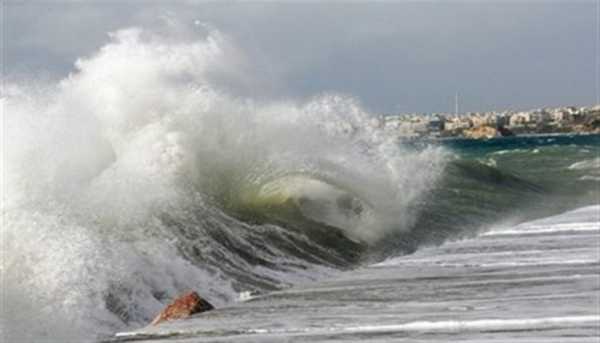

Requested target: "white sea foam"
[
  {"left": 482, "top": 222, "right": 600, "bottom": 236},
  {"left": 1, "top": 22, "right": 447, "bottom": 341},
  {"left": 439, "top": 259, "right": 599, "bottom": 268},
  {"left": 377, "top": 256, "right": 599, "bottom": 269},
  {"left": 340, "top": 315, "right": 600, "bottom": 333},
  {"left": 568, "top": 157, "right": 600, "bottom": 170},
  {"left": 483, "top": 205, "right": 600, "bottom": 236},
  {"left": 116, "top": 315, "right": 600, "bottom": 338},
  {"left": 579, "top": 175, "right": 600, "bottom": 181},
  {"left": 377, "top": 205, "right": 600, "bottom": 270}
]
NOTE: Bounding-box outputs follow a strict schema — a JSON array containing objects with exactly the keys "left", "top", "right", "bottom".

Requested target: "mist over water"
[
  {"left": 4, "top": 19, "right": 598, "bottom": 342},
  {"left": 1, "top": 23, "right": 446, "bottom": 341}
]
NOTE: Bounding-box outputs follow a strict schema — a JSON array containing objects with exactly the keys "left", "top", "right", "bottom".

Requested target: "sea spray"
[{"left": 1, "top": 24, "right": 446, "bottom": 341}]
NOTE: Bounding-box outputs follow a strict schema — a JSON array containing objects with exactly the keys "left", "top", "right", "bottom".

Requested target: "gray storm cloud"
[{"left": 4, "top": 1, "right": 596, "bottom": 113}]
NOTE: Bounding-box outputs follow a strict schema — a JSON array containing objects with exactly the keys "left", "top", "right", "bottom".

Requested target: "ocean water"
[
  {"left": 111, "top": 205, "right": 600, "bottom": 342},
  {"left": 1, "top": 24, "right": 599, "bottom": 343}
]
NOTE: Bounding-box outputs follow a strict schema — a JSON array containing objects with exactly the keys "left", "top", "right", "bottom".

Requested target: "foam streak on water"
[{"left": 112, "top": 206, "right": 600, "bottom": 342}]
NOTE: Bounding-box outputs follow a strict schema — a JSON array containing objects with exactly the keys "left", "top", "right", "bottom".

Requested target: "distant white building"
[
  {"left": 509, "top": 112, "right": 531, "bottom": 127},
  {"left": 444, "top": 117, "right": 471, "bottom": 131},
  {"left": 550, "top": 109, "right": 571, "bottom": 123},
  {"left": 530, "top": 110, "right": 552, "bottom": 124}
]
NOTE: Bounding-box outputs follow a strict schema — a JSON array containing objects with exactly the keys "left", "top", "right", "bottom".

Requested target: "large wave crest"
[{"left": 1, "top": 24, "right": 446, "bottom": 341}]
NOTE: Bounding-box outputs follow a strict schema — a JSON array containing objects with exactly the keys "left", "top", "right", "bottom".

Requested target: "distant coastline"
[{"left": 371, "top": 105, "right": 600, "bottom": 139}]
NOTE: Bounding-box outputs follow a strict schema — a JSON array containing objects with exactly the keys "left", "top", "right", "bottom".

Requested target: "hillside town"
[{"left": 371, "top": 105, "right": 600, "bottom": 139}]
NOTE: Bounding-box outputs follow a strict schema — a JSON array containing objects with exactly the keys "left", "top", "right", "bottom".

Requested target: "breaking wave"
[
  {"left": 1, "top": 24, "right": 447, "bottom": 341},
  {"left": 2, "top": 23, "right": 594, "bottom": 342}
]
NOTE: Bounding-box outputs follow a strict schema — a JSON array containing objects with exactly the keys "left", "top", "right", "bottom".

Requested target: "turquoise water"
[
  {"left": 444, "top": 134, "right": 600, "bottom": 188},
  {"left": 372, "top": 134, "right": 600, "bottom": 261}
]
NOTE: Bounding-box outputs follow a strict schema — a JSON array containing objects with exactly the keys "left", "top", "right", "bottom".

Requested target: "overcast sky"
[{"left": 4, "top": 1, "right": 597, "bottom": 113}]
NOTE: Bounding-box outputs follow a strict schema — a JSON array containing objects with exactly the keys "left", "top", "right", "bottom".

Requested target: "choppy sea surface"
[
  {"left": 112, "top": 204, "right": 600, "bottom": 342},
  {"left": 110, "top": 134, "right": 600, "bottom": 342},
  {"left": 2, "top": 24, "right": 599, "bottom": 342}
]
